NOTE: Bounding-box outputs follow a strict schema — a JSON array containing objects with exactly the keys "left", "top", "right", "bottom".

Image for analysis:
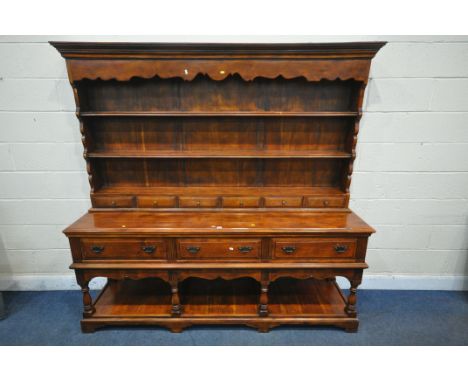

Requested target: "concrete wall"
[{"left": 0, "top": 35, "right": 467, "bottom": 290}]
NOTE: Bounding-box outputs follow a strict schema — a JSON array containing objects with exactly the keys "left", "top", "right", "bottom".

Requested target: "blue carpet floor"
[{"left": 0, "top": 290, "right": 467, "bottom": 345}]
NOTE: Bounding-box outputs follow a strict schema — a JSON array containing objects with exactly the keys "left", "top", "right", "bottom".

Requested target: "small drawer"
[
  {"left": 81, "top": 238, "right": 167, "bottom": 260},
  {"left": 305, "top": 196, "right": 346, "bottom": 208},
  {"left": 179, "top": 196, "right": 219, "bottom": 208},
  {"left": 272, "top": 238, "right": 356, "bottom": 260},
  {"left": 177, "top": 238, "right": 261, "bottom": 261},
  {"left": 222, "top": 196, "right": 260, "bottom": 208},
  {"left": 264, "top": 197, "right": 303, "bottom": 208},
  {"left": 138, "top": 196, "right": 177, "bottom": 208},
  {"left": 91, "top": 195, "right": 135, "bottom": 208}
]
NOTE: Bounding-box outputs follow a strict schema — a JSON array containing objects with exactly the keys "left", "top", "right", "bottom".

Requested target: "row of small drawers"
[
  {"left": 92, "top": 195, "right": 347, "bottom": 208},
  {"left": 80, "top": 237, "right": 357, "bottom": 261}
]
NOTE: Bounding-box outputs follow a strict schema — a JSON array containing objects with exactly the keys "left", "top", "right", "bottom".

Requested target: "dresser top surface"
[{"left": 64, "top": 210, "right": 374, "bottom": 236}]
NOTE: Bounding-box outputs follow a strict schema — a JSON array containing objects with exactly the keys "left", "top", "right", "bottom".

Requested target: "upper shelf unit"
[{"left": 51, "top": 42, "right": 385, "bottom": 209}]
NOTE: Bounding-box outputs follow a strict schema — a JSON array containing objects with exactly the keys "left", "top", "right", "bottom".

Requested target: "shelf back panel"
[
  {"left": 94, "top": 158, "right": 345, "bottom": 189},
  {"left": 87, "top": 117, "right": 353, "bottom": 154},
  {"left": 78, "top": 76, "right": 360, "bottom": 113}
]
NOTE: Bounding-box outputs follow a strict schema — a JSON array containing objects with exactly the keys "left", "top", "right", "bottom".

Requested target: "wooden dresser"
[{"left": 52, "top": 42, "right": 384, "bottom": 333}]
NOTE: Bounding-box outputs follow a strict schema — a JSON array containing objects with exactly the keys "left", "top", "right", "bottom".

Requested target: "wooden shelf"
[
  {"left": 87, "top": 150, "right": 352, "bottom": 159},
  {"left": 92, "top": 277, "right": 347, "bottom": 319},
  {"left": 94, "top": 185, "right": 346, "bottom": 197},
  {"left": 80, "top": 111, "right": 359, "bottom": 118},
  {"left": 180, "top": 278, "right": 259, "bottom": 316},
  {"left": 94, "top": 278, "right": 171, "bottom": 317}
]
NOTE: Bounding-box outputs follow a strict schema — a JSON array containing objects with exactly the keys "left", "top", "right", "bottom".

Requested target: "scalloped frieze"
[
  {"left": 177, "top": 271, "right": 262, "bottom": 283},
  {"left": 268, "top": 269, "right": 357, "bottom": 283},
  {"left": 68, "top": 59, "right": 371, "bottom": 83}
]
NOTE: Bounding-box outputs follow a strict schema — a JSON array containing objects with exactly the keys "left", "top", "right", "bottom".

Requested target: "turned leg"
[
  {"left": 258, "top": 273, "right": 270, "bottom": 317},
  {"left": 345, "top": 280, "right": 360, "bottom": 317},
  {"left": 170, "top": 274, "right": 182, "bottom": 317},
  {"left": 76, "top": 273, "right": 95, "bottom": 318}
]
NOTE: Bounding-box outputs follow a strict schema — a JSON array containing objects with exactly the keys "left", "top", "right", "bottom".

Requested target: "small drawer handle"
[
  {"left": 282, "top": 246, "right": 296, "bottom": 254},
  {"left": 142, "top": 245, "right": 156, "bottom": 254},
  {"left": 238, "top": 246, "right": 253, "bottom": 253},
  {"left": 334, "top": 244, "right": 348, "bottom": 253},
  {"left": 91, "top": 245, "right": 104, "bottom": 254},
  {"left": 186, "top": 246, "right": 200, "bottom": 254}
]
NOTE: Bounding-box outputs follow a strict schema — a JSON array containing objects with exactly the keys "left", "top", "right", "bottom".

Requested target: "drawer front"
[
  {"left": 91, "top": 195, "right": 135, "bottom": 208},
  {"left": 264, "top": 197, "right": 303, "bottom": 208},
  {"left": 179, "top": 196, "right": 219, "bottom": 208},
  {"left": 138, "top": 196, "right": 177, "bottom": 208},
  {"left": 177, "top": 238, "right": 261, "bottom": 260},
  {"left": 222, "top": 196, "right": 260, "bottom": 208},
  {"left": 272, "top": 238, "right": 356, "bottom": 260},
  {"left": 305, "top": 196, "right": 346, "bottom": 208},
  {"left": 81, "top": 238, "right": 167, "bottom": 260}
]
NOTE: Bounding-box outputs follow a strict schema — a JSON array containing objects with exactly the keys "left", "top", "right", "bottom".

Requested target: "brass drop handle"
[
  {"left": 281, "top": 200, "right": 287, "bottom": 207},
  {"left": 91, "top": 245, "right": 104, "bottom": 254},
  {"left": 196, "top": 201, "right": 201, "bottom": 207},
  {"left": 323, "top": 200, "right": 329, "bottom": 207},
  {"left": 239, "top": 201, "right": 244, "bottom": 207},
  {"left": 238, "top": 246, "right": 253, "bottom": 253},
  {"left": 282, "top": 246, "right": 296, "bottom": 254},
  {"left": 111, "top": 201, "right": 116, "bottom": 207},
  {"left": 186, "top": 246, "right": 200, "bottom": 254},
  {"left": 334, "top": 244, "right": 348, "bottom": 253},
  {"left": 142, "top": 245, "right": 156, "bottom": 254}
]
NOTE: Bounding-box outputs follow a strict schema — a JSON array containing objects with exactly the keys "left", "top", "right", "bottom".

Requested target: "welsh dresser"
[{"left": 52, "top": 42, "right": 384, "bottom": 333}]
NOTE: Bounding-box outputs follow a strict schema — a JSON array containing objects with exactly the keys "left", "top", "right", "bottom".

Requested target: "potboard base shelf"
[{"left": 82, "top": 277, "right": 358, "bottom": 333}]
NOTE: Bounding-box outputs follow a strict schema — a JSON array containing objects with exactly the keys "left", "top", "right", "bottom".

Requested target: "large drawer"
[
  {"left": 81, "top": 238, "right": 167, "bottom": 260},
  {"left": 272, "top": 238, "right": 356, "bottom": 260},
  {"left": 177, "top": 238, "right": 261, "bottom": 261}
]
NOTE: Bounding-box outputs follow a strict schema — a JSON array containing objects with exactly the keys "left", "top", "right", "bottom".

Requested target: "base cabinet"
[{"left": 68, "top": 222, "right": 371, "bottom": 333}]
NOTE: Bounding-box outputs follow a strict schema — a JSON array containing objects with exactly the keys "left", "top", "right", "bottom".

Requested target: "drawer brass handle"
[
  {"left": 238, "top": 246, "right": 253, "bottom": 253},
  {"left": 91, "top": 245, "right": 104, "bottom": 254},
  {"left": 186, "top": 246, "right": 200, "bottom": 254},
  {"left": 334, "top": 244, "right": 348, "bottom": 253},
  {"left": 142, "top": 245, "right": 156, "bottom": 254},
  {"left": 282, "top": 246, "right": 296, "bottom": 254}
]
